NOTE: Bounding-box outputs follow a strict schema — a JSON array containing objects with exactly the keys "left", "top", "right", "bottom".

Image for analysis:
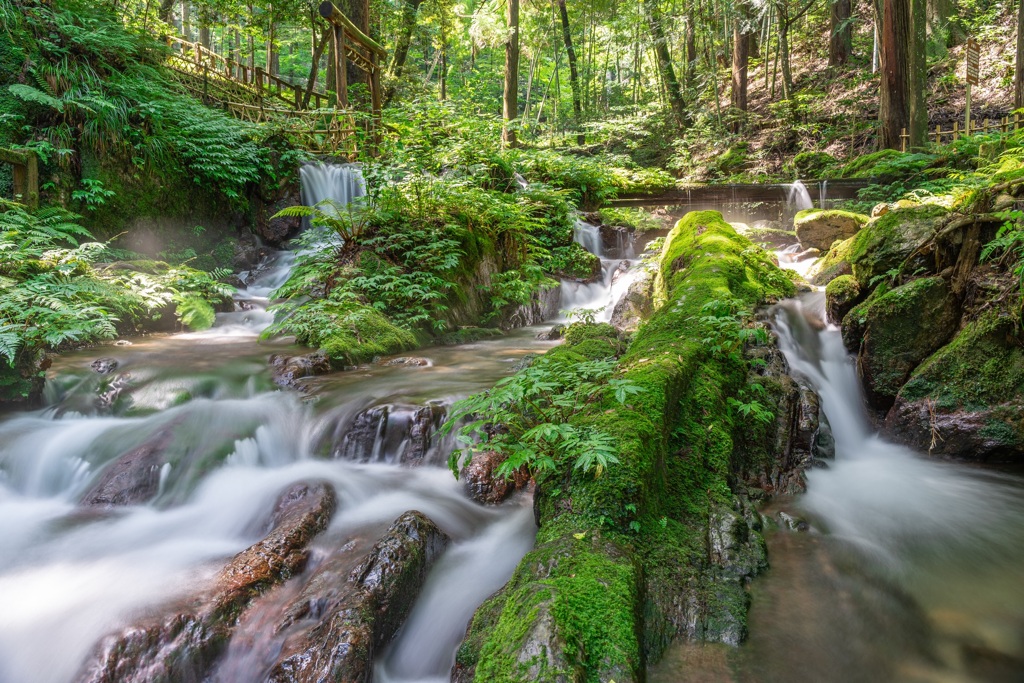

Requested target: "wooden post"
[
  {"left": 953, "top": 120, "right": 959, "bottom": 138},
  {"left": 335, "top": 25, "right": 348, "bottom": 108},
  {"left": 2, "top": 148, "right": 39, "bottom": 210},
  {"left": 900, "top": 127, "right": 907, "bottom": 152},
  {"left": 965, "top": 81, "right": 971, "bottom": 138},
  {"left": 934, "top": 124, "right": 940, "bottom": 145}
]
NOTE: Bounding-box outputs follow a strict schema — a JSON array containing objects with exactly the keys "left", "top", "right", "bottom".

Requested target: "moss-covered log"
[{"left": 453, "top": 211, "right": 798, "bottom": 682}]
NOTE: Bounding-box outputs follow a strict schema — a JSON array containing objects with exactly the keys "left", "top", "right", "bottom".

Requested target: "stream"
[{"left": 2, "top": 171, "right": 1022, "bottom": 682}]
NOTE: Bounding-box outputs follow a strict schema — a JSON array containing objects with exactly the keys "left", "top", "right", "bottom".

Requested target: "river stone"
[
  {"left": 79, "top": 425, "right": 177, "bottom": 507},
  {"left": 91, "top": 357, "right": 119, "bottom": 374},
  {"left": 269, "top": 351, "right": 332, "bottom": 388},
  {"left": 794, "top": 209, "right": 869, "bottom": 251},
  {"left": 825, "top": 274, "right": 861, "bottom": 324},
  {"left": 382, "top": 356, "right": 431, "bottom": 367},
  {"left": 266, "top": 510, "right": 450, "bottom": 683},
  {"left": 461, "top": 450, "right": 531, "bottom": 505},
  {"left": 610, "top": 265, "right": 655, "bottom": 332},
  {"left": 75, "top": 481, "right": 337, "bottom": 683},
  {"left": 848, "top": 204, "right": 948, "bottom": 287},
  {"left": 845, "top": 276, "right": 959, "bottom": 410}
]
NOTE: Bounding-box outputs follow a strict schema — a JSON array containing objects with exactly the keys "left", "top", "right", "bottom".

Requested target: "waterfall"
[
  {"left": 785, "top": 180, "right": 814, "bottom": 212},
  {"left": 560, "top": 219, "right": 642, "bottom": 322},
  {"left": 299, "top": 161, "right": 366, "bottom": 211}
]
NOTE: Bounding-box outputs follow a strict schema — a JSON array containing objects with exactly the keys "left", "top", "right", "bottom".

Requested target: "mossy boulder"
[
  {"left": 794, "top": 209, "right": 869, "bottom": 251},
  {"left": 884, "top": 308, "right": 1024, "bottom": 461},
  {"left": 806, "top": 235, "right": 855, "bottom": 286},
  {"left": 843, "top": 276, "right": 959, "bottom": 410},
  {"left": 454, "top": 212, "right": 797, "bottom": 682},
  {"left": 848, "top": 205, "right": 948, "bottom": 287},
  {"left": 825, "top": 274, "right": 861, "bottom": 324},
  {"left": 545, "top": 243, "right": 602, "bottom": 282},
  {"left": 318, "top": 306, "right": 419, "bottom": 366}
]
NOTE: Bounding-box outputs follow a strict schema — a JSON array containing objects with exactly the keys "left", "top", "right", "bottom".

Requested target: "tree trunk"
[
  {"left": 732, "top": 3, "right": 751, "bottom": 121},
  {"left": 643, "top": 0, "right": 686, "bottom": 123},
  {"left": 829, "top": 0, "right": 853, "bottom": 66},
  {"left": 557, "top": 0, "right": 584, "bottom": 144},
  {"left": 385, "top": 0, "right": 424, "bottom": 104},
  {"left": 780, "top": 16, "right": 792, "bottom": 98},
  {"left": 1016, "top": 0, "right": 1024, "bottom": 108},
  {"left": 685, "top": 10, "right": 697, "bottom": 83},
  {"left": 181, "top": 0, "right": 190, "bottom": 38},
  {"left": 158, "top": 0, "right": 175, "bottom": 23},
  {"left": 909, "top": 0, "right": 928, "bottom": 148},
  {"left": 879, "top": 0, "right": 911, "bottom": 149},
  {"left": 503, "top": 0, "right": 520, "bottom": 146}
]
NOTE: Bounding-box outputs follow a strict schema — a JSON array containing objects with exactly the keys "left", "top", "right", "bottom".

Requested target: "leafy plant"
[{"left": 442, "top": 355, "right": 644, "bottom": 479}]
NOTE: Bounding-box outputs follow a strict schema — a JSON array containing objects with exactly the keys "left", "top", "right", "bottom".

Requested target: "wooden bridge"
[{"left": 163, "top": 2, "right": 385, "bottom": 156}]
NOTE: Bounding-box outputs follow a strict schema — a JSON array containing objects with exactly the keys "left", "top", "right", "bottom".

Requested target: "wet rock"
[
  {"left": 845, "top": 277, "right": 959, "bottom": 410},
  {"left": 269, "top": 352, "right": 332, "bottom": 388},
  {"left": 461, "top": 450, "right": 532, "bottom": 505},
  {"left": 807, "top": 235, "right": 855, "bottom": 286},
  {"left": 335, "top": 403, "right": 446, "bottom": 465},
  {"left": 610, "top": 265, "right": 656, "bottom": 332},
  {"left": 884, "top": 399, "right": 1023, "bottom": 462},
  {"left": 536, "top": 324, "right": 564, "bottom": 341},
  {"left": 266, "top": 511, "right": 449, "bottom": 683},
  {"left": 96, "top": 372, "right": 132, "bottom": 412},
  {"left": 794, "top": 209, "right": 869, "bottom": 251},
  {"left": 871, "top": 202, "right": 890, "bottom": 218},
  {"left": 91, "top": 358, "right": 119, "bottom": 374},
  {"left": 256, "top": 187, "right": 303, "bottom": 247},
  {"left": 776, "top": 511, "right": 810, "bottom": 532},
  {"left": 76, "top": 481, "right": 337, "bottom": 683},
  {"left": 824, "top": 274, "right": 861, "bottom": 325},
  {"left": 114, "top": 340, "right": 133, "bottom": 346},
  {"left": 812, "top": 414, "right": 835, "bottom": 461},
  {"left": 382, "top": 356, "right": 430, "bottom": 367},
  {"left": 79, "top": 425, "right": 176, "bottom": 507},
  {"left": 498, "top": 286, "right": 561, "bottom": 331}
]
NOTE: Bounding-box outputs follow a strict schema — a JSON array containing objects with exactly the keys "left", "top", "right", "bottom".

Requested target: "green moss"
[
  {"left": 544, "top": 243, "right": 601, "bottom": 281},
  {"left": 318, "top": 306, "right": 419, "bottom": 366},
  {"left": 793, "top": 151, "right": 840, "bottom": 178},
  {"left": 848, "top": 204, "right": 948, "bottom": 286},
  {"left": 825, "top": 274, "right": 860, "bottom": 302},
  {"left": 463, "top": 212, "right": 795, "bottom": 680},
  {"left": 562, "top": 322, "right": 619, "bottom": 346},
  {"left": 840, "top": 149, "right": 904, "bottom": 178},
  {"left": 794, "top": 208, "right": 870, "bottom": 229},
  {"left": 900, "top": 309, "right": 1024, "bottom": 410},
  {"left": 433, "top": 327, "right": 505, "bottom": 345}
]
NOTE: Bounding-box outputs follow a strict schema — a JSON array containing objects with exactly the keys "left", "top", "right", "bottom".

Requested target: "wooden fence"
[{"left": 901, "top": 114, "right": 1023, "bottom": 151}]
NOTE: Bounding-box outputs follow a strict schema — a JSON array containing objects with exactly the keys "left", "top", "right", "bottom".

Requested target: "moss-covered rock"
[
  {"left": 825, "top": 274, "right": 861, "bottom": 324},
  {"left": 318, "top": 306, "right": 419, "bottom": 366},
  {"left": 455, "top": 212, "right": 798, "bottom": 682},
  {"left": 806, "top": 235, "right": 855, "bottom": 286},
  {"left": 844, "top": 276, "right": 959, "bottom": 409},
  {"left": 882, "top": 308, "right": 1024, "bottom": 462},
  {"left": 794, "top": 209, "right": 869, "bottom": 251},
  {"left": 544, "top": 243, "right": 602, "bottom": 282},
  {"left": 848, "top": 205, "right": 948, "bottom": 287}
]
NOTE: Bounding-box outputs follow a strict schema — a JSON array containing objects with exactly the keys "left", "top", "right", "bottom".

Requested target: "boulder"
[
  {"left": 76, "top": 481, "right": 337, "bottom": 683},
  {"left": 883, "top": 309, "right": 1024, "bottom": 461},
  {"left": 847, "top": 204, "right": 948, "bottom": 287},
  {"left": 382, "top": 356, "right": 431, "bottom": 367},
  {"left": 266, "top": 511, "right": 450, "bottom": 683},
  {"left": 91, "top": 358, "right": 119, "bottom": 374},
  {"left": 79, "top": 425, "right": 177, "bottom": 507},
  {"left": 461, "top": 450, "right": 531, "bottom": 505},
  {"left": 824, "top": 274, "right": 861, "bottom": 325},
  {"left": 806, "top": 235, "right": 855, "bottom": 286},
  {"left": 536, "top": 325, "right": 564, "bottom": 341},
  {"left": 269, "top": 352, "right": 332, "bottom": 388},
  {"left": 334, "top": 403, "right": 446, "bottom": 465},
  {"left": 843, "top": 276, "right": 959, "bottom": 410},
  {"left": 794, "top": 209, "right": 869, "bottom": 251}
]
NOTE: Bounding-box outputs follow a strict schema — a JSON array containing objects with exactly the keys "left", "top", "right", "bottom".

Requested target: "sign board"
[{"left": 966, "top": 37, "right": 980, "bottom": 86}]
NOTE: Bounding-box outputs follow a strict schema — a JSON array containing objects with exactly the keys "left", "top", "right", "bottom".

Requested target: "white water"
[
  {"left": 559, "top": 219, "right": 643, "bottom": 322},
  {"left": 786, "top": 180, "right": 814, "bottom": 212},
  {"left": 0, "top": 163, "right": 551, "bottom": 683},
  {"left": 767, "top": 293, "right": 1024, "bottom": 679},
  {"left": 299, "top": 161, "right": 366, "bottom": 212}
]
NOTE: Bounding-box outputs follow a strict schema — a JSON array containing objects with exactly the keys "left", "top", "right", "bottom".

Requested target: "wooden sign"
[{"left": 966, "top": 37, "right": 980, "bottom": 86}]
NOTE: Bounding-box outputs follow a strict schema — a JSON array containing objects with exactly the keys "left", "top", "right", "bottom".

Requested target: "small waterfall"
[
  {"left": 561, "top": 219, "right": 641, "bottom": 323},
  {"left": 818, "top": 180, "right": 828, "bottom": 209},
  {"left": 785, "top": 180, "right": 814, "bottom": 212},
  {"left": 299, "top": 162, "right": 366, "bottom": 211},
  {"left": 572, "top": 219, "right": 604, "bottom": 257}
]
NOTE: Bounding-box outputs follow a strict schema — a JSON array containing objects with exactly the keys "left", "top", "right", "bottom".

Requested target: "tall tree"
[
  {"left": 503, "top": 0, "right": 520, "bottom": 146},
  {"left": 643, "top": 0, "right": 686, "bottom": 123},
  {"left": 909, "top": 0, "right": 927, "bottom": 147},
  {"left": 878, "top": 0, "right": 911, "bottom": 148},
  {"left": 1016, "top": 0, "right": 1024, "bottom": 108},
  {"left": 384, "top": 0, "right": 424, "bottom": 104},
  {"left": 732, "top": 1, "right": 752, "bottom": 122},
  {"left": 829, "top": 0, "right": 853, "bottom": 66},
  {"left": 557, "top": 0, "right": 584, "bottom": 144}
]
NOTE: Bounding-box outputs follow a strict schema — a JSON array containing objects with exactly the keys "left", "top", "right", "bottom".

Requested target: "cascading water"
[
  {"left": 0, "top": 162, "right": 561, "bottom": 683},
  {"left": 559, "top": 219, "right": 643, "bottom": 322},
  {"left": 785, "top": 179, "right": 814, "bottom": 212},
  {"left": 731, "top": 293, "right": 1024, "bottom": 682}
]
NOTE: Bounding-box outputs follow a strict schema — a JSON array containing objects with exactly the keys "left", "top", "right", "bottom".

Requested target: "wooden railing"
[
  {"left": 900, "top": 114, "right": 1023, "bottom": 151},
  {"left": 166, "top": 36, "right": 333, "bottom": 110},
  {"left": 224, "top": 103, "right": 357, "bottom": 155},
  {"left": 0, "top": 147, "right": 38, "bottom": 209}
]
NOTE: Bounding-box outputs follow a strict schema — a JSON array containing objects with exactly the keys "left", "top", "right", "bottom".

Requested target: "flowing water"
[{"left": 559, "top": 219, "right": 645, "bottom": 322}]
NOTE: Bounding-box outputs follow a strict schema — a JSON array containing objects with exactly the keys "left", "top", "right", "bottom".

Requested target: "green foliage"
[
  {"left": 543, "top": 243, "right": 600, "bottom": 280},
  {"left": 443, "top": 355, "right": 644, "bottom": 479},
  {"left": 980, "top": 209, "right": 1024, "bottom": 319}
]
